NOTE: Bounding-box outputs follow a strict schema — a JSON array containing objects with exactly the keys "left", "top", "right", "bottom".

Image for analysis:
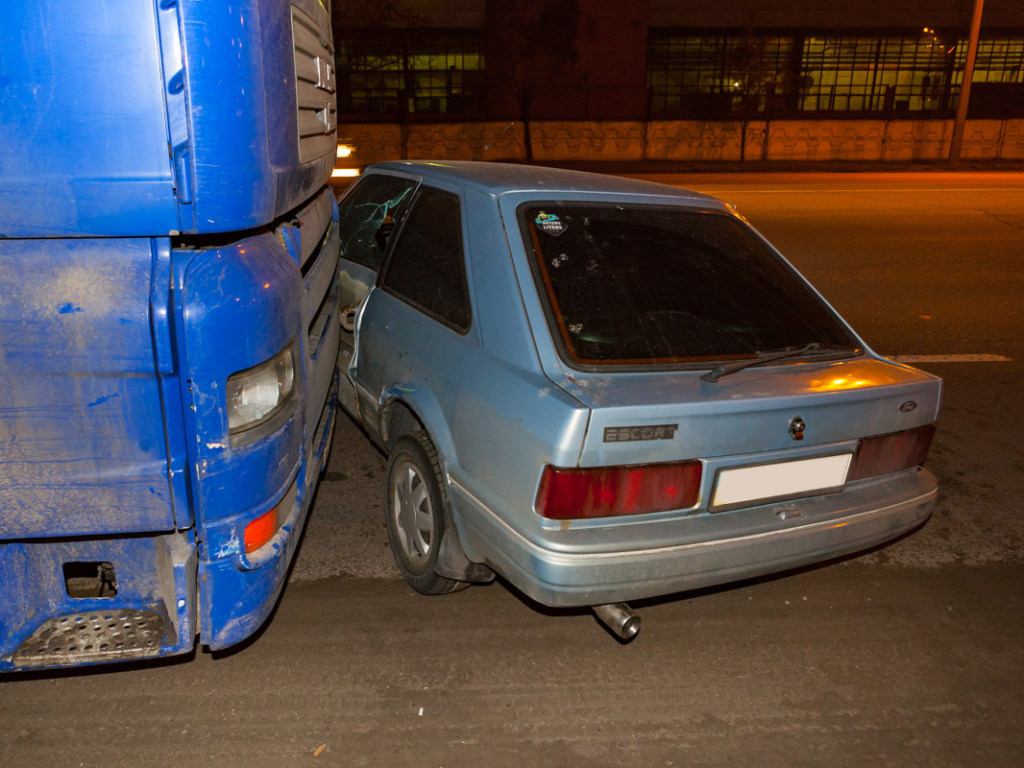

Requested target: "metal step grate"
[{"left": 14, "top": 609, "right": 166, "bottom": 668}]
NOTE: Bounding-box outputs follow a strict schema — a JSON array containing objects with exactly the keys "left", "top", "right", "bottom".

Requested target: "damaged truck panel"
[
  {"left": 0, "top": 0, "right": 340, "bottom": 670},
  {"left": 0, "top": 238, "right": 178, "bottom": 539}
]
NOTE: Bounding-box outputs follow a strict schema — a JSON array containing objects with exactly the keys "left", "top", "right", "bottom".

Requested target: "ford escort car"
[{"left": 335, "top": 161, "right": 940, "bottom": 639}]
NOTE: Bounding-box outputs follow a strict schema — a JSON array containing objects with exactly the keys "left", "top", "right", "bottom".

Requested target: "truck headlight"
[{"left": 226, "top": 342, "right": 298, "bottom": 438}]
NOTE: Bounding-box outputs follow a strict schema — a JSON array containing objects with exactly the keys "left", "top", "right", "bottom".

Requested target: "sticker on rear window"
[{"left": 536, "top": 212, "right": 567, "bottom": 236}]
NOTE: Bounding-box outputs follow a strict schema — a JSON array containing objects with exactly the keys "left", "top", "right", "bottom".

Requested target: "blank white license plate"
[{"left": 712, "top": 454, "right": 853, "bottom": 508}]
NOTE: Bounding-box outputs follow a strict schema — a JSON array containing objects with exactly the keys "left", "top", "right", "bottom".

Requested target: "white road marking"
[
  {"left": 697, "top": 188, "right": 1024, "bottom": 194},
  {"left": 889, "top": 354, "right": 1013, "bottom": 363}
]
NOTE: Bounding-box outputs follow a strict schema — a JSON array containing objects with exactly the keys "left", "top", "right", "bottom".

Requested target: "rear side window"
[
  {"left": 520, "top": 203, "right": 858, "bottom": 367},
  {"left": 381, "top": 186, "right": 471, "bottom": 333},
  {"left": 338, "top": 173, "right": 417, "bottom": 270}
]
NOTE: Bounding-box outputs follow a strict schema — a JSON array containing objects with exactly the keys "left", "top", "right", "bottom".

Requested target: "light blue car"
[{"left": 336, "top": 161, "right": 940, "bottom": 639}]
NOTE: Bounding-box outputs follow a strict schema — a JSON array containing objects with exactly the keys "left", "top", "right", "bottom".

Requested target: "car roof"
[{"left": 369, "top": 160, "right": 719, "bottom": 205}]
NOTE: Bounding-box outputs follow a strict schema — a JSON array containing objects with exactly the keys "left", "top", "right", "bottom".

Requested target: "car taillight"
[
  {"left": 536, "top": 461, "right": 702, "bottom": 520},
  {"left": 847, "top": 423, "right": 936, "bottom": 482}
]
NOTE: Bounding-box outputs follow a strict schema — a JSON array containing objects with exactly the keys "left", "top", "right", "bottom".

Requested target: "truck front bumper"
[{"left": 0, "top": 531, "right": 198, "bottom": 672}]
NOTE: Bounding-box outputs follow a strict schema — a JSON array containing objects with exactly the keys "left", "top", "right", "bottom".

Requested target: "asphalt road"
[
  {"left": 2, "top": 173, "right": 1022, "bottom": 768},
  {"left": 660, "top": 171, "right": 1024, "bottom": 359}
]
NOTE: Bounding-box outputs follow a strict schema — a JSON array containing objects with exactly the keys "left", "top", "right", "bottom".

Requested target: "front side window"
[
  {"left": 520, "top": 203, "right": 858, "bottom": 368},
  {"left": 338, "top": 173, "right": 417, "bottom": 270},
  {"left": 381, "top": 186, "right": 471, "bottom": 333}
]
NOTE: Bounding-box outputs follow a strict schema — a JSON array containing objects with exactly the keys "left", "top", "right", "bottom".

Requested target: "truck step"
[{"left": 13, "top": 609, "right": 167, "bottom": 669}]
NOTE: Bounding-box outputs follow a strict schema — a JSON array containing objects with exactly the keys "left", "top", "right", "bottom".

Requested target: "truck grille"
[{"left": 292, "top": 4, "right": 336, "bottom": 164}]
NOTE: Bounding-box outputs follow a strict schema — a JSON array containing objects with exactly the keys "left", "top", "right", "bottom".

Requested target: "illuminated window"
[
  {"left": 961, "top": 38, "right": 1024, "bottom": 83},
  {"left": 648, "top": 33, "right": 794, "bottom": 116},
  {"left": 337, "top": 31, "right": 485, "bottom": 116},
  {"left": 800, "top": 34, "right": 956, "bottom": 112},
  {"left": 951, "top": 36, "right": 1024, "bottom": 116},
  {"left": 648, "top": 30, "right": 1024, "bottom": 117}
]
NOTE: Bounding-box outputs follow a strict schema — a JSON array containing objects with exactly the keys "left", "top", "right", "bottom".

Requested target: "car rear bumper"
[{"left": 453, "top": 468, "right": 937, "bottom": 608}]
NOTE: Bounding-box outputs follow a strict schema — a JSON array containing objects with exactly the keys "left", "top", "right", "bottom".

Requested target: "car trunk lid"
[{"left": 553, "top": 357, "right": 941, "bottom": 469}]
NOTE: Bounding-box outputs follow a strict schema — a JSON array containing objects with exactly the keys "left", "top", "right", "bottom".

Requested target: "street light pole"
[{"left": 949, "top": 0, "right": 984, "bottom": 164}]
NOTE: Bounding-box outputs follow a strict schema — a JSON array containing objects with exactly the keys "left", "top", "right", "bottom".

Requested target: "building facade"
[{"left": 332, "top": 0, "right": 1024, "bottom": 163}]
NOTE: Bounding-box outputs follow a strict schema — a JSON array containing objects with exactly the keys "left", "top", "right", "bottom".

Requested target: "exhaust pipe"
[{"left": 593, "top": 603, "right": 641, "bottom": 641}]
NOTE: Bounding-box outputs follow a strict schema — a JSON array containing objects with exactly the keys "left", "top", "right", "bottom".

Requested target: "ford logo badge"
[{"left": 899, "top": 400, "right": 918, "bottom": 413}]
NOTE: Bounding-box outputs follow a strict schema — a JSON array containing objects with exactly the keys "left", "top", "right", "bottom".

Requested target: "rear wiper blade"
[{"left": 701, "top": 343, "right": 828, "bottom": 383}]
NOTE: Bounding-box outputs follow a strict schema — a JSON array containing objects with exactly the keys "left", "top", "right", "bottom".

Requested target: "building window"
[
  {"left": 648, "top": 33, "right": 794, "bottom": 116},
  {"left": 953, "top": 36, "right": 1024, "bottom": 117},
  {"left": 649, "top": 30, "right": 1024, "bottom": 118},
  {"left": 337, "top": 31, "right": 485, "bottom": 117},
  {"left": 962, "top": 37, "right": 1024, "bottom": 83},
  {"left": 800, "top": 35, "right": 956, "bottom": 113}
]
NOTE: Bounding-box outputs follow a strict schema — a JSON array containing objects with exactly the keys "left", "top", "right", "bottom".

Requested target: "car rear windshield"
[{"left": 520, "top": 203, "right": 859, "bottom": 368}]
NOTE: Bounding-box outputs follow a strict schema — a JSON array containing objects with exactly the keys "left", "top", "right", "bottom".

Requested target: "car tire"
[{"left": 385, "top": 431, "right": 462, "bottom": 595}]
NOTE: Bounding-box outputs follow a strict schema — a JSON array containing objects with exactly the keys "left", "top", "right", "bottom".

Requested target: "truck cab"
[{"left": 0, "top": 0, "right": 341, "bottom": 669}]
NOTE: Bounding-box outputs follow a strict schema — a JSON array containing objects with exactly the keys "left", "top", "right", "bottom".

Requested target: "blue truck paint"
[
  {"left": 0, "top": 0, "right": 336, "bottom": 237},
  {"left": 0, "top": 0, "right": 340, "bottom": 670}
]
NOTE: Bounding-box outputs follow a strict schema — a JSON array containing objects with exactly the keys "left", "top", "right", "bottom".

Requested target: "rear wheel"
[{"left": 385, "top": 431, "right": 461, "bottom": 595}]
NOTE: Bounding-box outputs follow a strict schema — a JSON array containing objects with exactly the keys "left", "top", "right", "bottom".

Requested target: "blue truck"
[{"left": 0, "top": 0, "right": 341, "bottom": 670}]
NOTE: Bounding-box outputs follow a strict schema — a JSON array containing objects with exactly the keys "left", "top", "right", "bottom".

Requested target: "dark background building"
[{"left": 333, "top": 0, "right": 1024, "bottom": 124}]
